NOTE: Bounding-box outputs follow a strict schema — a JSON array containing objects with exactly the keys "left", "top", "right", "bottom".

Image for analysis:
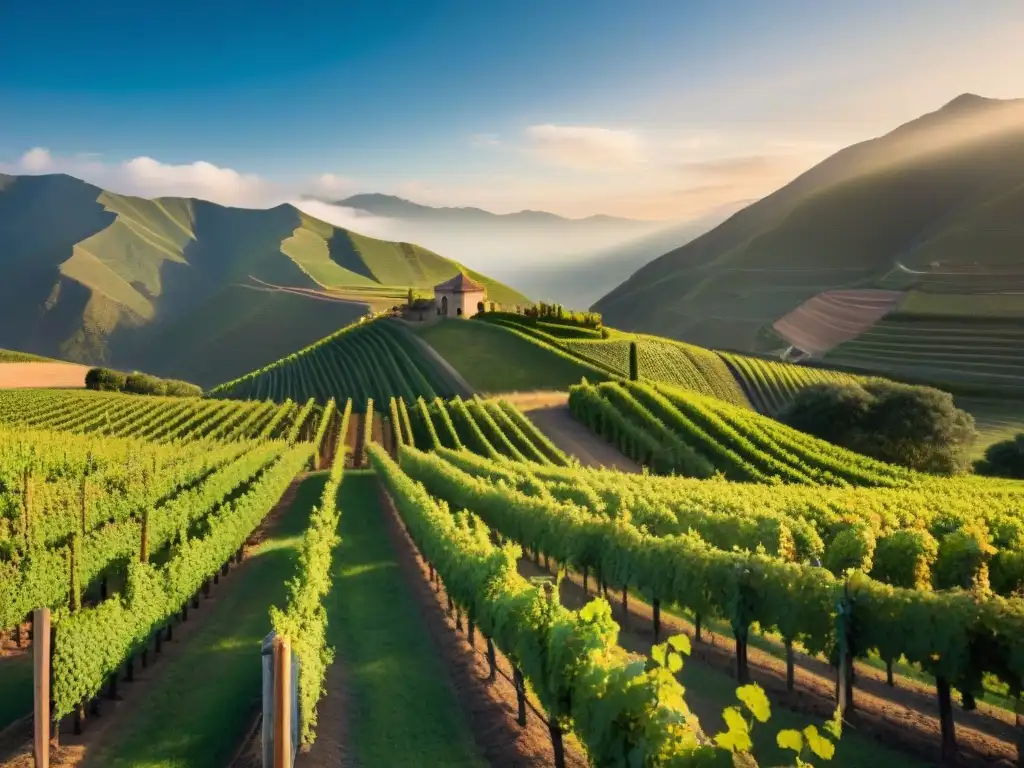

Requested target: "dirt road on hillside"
[
  {"left": 0, "top": 363, "right": 90, "bottom": 389},
  {"left": 520, "top": 399, "right": 641, "bottom": 473}
]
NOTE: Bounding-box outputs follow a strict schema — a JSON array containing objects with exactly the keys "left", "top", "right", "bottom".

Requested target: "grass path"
[
  {"left": 79, "top": 474, "right": 324, "bottom": 768},
  {"left": 314, "top": 471, "right": 484, "bottom": 767}
]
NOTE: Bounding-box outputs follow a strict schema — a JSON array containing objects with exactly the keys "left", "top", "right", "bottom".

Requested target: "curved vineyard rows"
[
  {"left": 209, "top": 319, "right": 457, "bottom": 409},
  {"left": 568, "top": 379, "right": 916, "bottom": 487},
  {"left": 720, "top": 353, "right": 867, "bottom": 414},
  {"left": 393, "top": 395, "right": 569, "bottom": 466}
]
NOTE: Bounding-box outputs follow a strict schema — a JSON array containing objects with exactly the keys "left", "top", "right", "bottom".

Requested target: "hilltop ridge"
[
  {"left": 594, "top": 93, "right": 1024, "bottom": 392},
  {"left": 0, "top": 172, "right": 528, "bottom": 386}
]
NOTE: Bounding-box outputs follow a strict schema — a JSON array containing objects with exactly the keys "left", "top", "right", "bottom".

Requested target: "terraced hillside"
[
  {"left": 823, "top": 313, "right": 1024, "bottom": 396},
  {"left": 0, "top": 172, "right": 528, "bottom": 386},
  {"left": 594, "top": 94, "right": 1024, "bottom": 393}
]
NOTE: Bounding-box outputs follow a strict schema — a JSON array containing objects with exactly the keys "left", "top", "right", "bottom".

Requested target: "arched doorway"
[{"left": 441, "top": 295, "right": 448, "bottom": 316}]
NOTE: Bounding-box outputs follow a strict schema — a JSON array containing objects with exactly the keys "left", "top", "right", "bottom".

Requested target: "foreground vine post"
[
  {"left": 653, "top": 599, "right": 661, "bottom": 642},
  {"left": 513, "top": 667, "right": 527, "bottom": 726},
  {"left": 1014, "top": 695, "right": 1023, "bottom": 767},
  {"left": 937, "top": 676, "right": 956, "bottom": 761},
  {"left": 835, "top": 586, "right": 855, "bottom": 716},
  {"left": 486, "top": 638, "right": 497, "bottom": 681},
  {"left": 273, "top": 636, "right": 292, "bottom": 768},
  {"left": 549, "top": 719, "right": 566, "bottom": 768},
  {"left": 32, "top": 607, "right": 50, "bottom": 768}
]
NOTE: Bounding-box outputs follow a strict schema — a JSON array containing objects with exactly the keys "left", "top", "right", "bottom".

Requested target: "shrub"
[
  {"left": 124, "top": 373, "right": 167, "bottom": 396},
  {"left": 976, "top": 434, "right": 1024, "bottom": 479},
  {"left": 163, "top": 379, "right": 203, "bottom": 397},
  {"left": 85, "top": 367, "right": 127, "bottom": 391},
  {"left": 779, "top": 380, "right": 976, "bottom": 475}
]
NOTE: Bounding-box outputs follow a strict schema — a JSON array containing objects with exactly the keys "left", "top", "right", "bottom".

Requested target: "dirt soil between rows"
[
  {"left": 520, "top": 400, "right": 641, "bottom": 473},
  {"left": 0, "top": 363, "right": 90, "bottom": 389},
  {"left": 516, "top": 556, "right": 1018, "bottom": 768},
  {"left": 377, "top": 484, "right": 588, "bottom": 767},
  {"left": 0, "top": 477, "right": 306, "bottom": 768}
]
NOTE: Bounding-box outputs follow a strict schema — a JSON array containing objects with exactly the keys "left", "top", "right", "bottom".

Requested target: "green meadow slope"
[
  {"left": 0, "top": 173, "right": 528, "bottom": 387},
  {"left": 595, "top": 94, "right": 1024, "bottom": 393}
]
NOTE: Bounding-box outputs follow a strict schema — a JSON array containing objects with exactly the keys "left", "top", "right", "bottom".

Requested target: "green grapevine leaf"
[
  {"left": 776, "top": 729, "right": 804, "bottom": 754},
  {"left": 714, "top": 707, "right": 752, "bottom": 754},
  {"left": 736, "top": 684, "right": 771, "bottom": 723},
  {"left": 803, "top": 725, "right": 836, "bottom": 761}
]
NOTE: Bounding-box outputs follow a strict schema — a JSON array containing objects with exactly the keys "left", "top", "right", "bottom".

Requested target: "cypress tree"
[{"left": 629, "top": 342, "right": 639, "bottom": 381}]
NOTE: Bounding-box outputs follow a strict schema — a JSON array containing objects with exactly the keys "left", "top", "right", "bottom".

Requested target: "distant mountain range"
[
  {"left": 0, "top": 173, "right": 528, "bottom": 387},
  {"left": 595, "top": 93, "right": 1024, "bottom": 392},
  {"left": 519, "top": 200, "right": 752, "bottom": 309},
  {"left": 322, "top": 193, "right": 685, "bottom": 304},
  {"left": 334, "top": 193, "right": 653, "bottom": 229}
]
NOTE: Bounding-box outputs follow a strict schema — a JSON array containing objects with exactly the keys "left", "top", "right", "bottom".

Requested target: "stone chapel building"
[{"left": 433, "top": 272, "right": 487, "bottom": 318}]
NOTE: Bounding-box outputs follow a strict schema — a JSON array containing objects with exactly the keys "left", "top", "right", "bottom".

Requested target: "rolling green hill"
[
  {"left": 0, "top": 173, "right": 529, "bottom": 387},
  {"left": 0, "top": 349, "right": 61, "bottom": 363},
  {"left": 594, "top": 94, "right": 1024, "bottom": 393}
]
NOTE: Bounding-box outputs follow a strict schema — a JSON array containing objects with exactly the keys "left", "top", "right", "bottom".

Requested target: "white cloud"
[
  {"left": 289, "top": 199, "right": 401, "bottom": 240},
  {"left": 525, "top": 125, "right": 643, "bottom": 170},
  {"left": 20, "top": 147, "right": 52, "bottom": 172},
  {"left": 311, "top": 173, "right": 352, "bottom": 199},
  {"left": 120, "top": 156, "right": 267, "bottom": 206},
  {"left": 2, "top": 148, "right": 324, "bottom": 209}
]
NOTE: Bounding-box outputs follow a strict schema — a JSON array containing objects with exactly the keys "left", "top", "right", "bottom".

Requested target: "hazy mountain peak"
[
  {"left": 940, "top": 92, "right": 998, "bottom": 112},
  {"left": 336, "top": 192, "right": 650, "bottom": 225}
]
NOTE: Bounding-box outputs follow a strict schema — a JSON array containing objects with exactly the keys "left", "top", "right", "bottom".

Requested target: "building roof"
[{"left": 434, "top": 272, "right": 486, "bottom": 294}]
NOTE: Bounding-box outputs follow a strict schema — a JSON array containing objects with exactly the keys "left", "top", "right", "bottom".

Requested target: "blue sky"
[{"left": 2, "top": 0, "right": 1022, "bottom": 218}]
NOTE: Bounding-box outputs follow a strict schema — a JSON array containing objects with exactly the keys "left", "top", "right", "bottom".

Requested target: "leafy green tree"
[
  {"left": 976, "top": 433, "right": 1024, "bottom": 479},
  {"left": 780, "top": 380, "right": 976, "bottom": 475},
  {"left": 84, "top": 367, "right": 127, "bottom": 391}
]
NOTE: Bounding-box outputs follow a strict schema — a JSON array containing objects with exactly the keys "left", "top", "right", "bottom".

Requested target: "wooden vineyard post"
[
  {"left": 273, "top": 636, "right": 293, "bottom": 768},
  {"left": 653, "top": 599, "right": 661, "bottom": 642},
  {"left": 937, "top": 676, "right": 956, "bottom": 762},
  {"left": 486, "top": 638, "right": 497, "bottom": 682},
  {"left": 835, "top": 585, "right": 855, "bottom": 716},
  {"left": 1015, "top": 694, "right": 1023, "bottom": 768},
  {"left": 513, "top": 667, "right": 527, "bottom": 726},
  {"left": 549, "top": 719, "right": 566, "bottom": 768},
  {"left": 33, "top": 607, "right": 50, "bottom": 768}
]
